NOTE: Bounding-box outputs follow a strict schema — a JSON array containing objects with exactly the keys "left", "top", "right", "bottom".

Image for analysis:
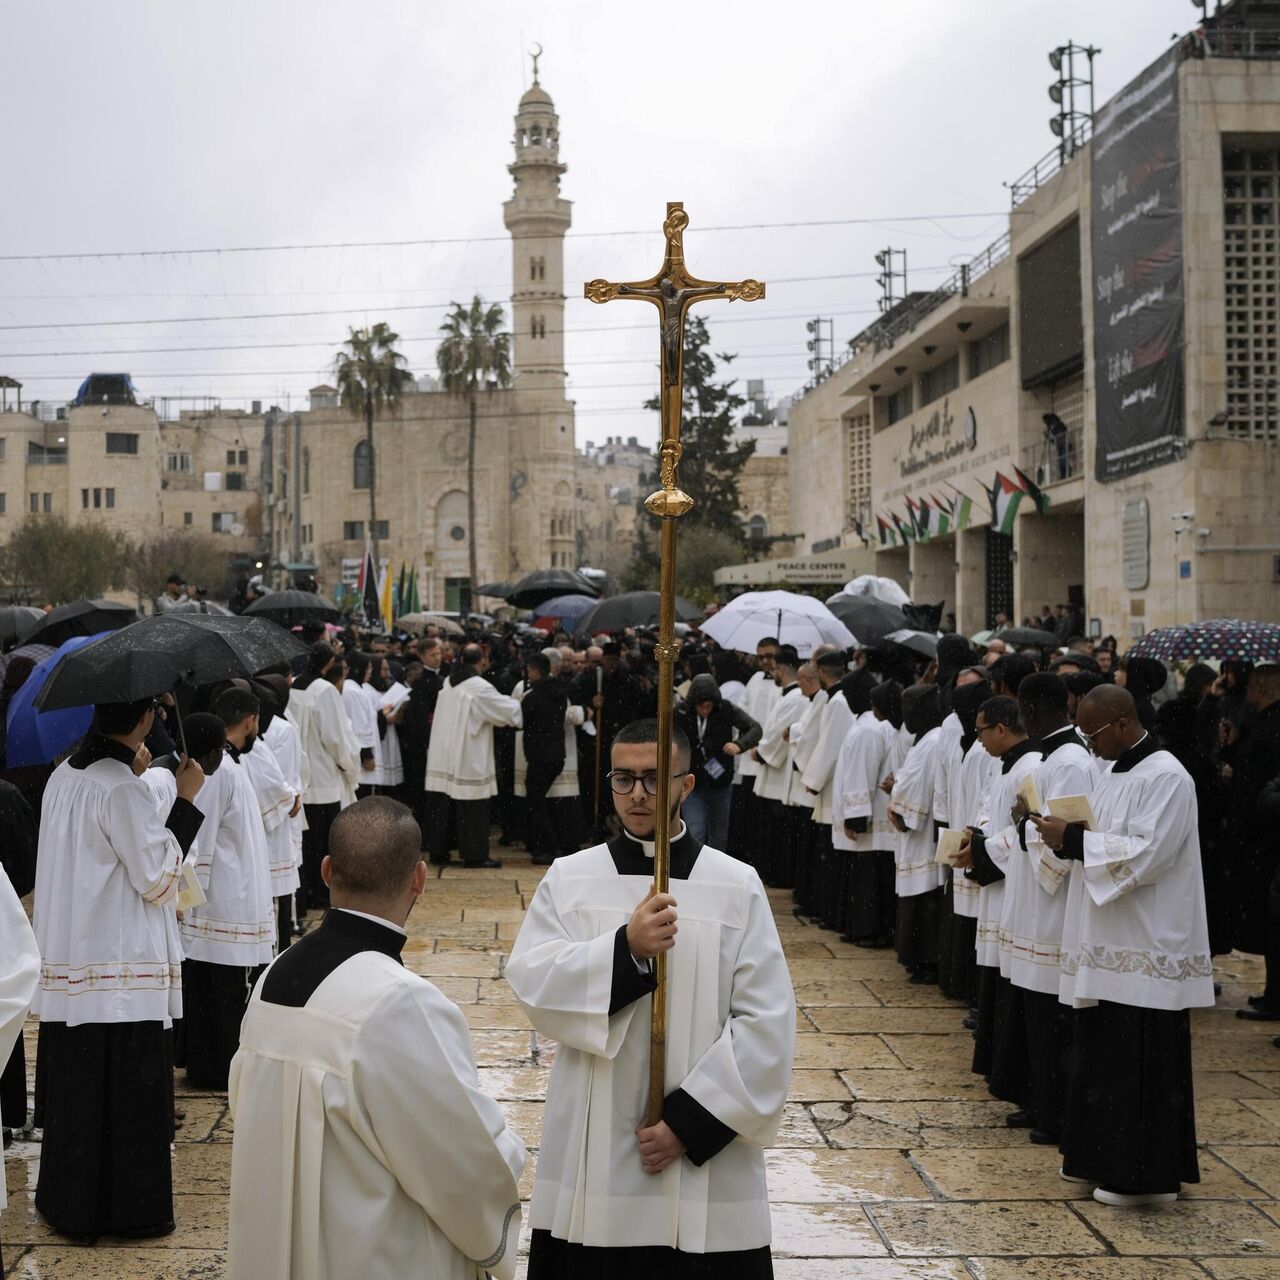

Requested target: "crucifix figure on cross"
[{"left": 585, "top": 202, "right": 764, "bottom": 1124}]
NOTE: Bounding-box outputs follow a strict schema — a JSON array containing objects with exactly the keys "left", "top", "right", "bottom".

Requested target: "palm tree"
[
  {"left": 334, "top": 322, "right": 413, "bottom": 586},
  {"left": 436, "top": 296, "right": 512, "bottom": 606}
]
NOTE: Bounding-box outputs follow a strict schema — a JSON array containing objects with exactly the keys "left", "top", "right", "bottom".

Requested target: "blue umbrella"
[
  {"left": 5, "top": 633, "right": 103, "bottom": 767},
  {"left": 532, "top": 593, "right": 599, "bottom": 624}
]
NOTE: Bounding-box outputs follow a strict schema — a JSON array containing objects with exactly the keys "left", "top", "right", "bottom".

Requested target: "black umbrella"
[
  {"left": 36, "top": 614, "right": 309, "bottom": 712},
  {"left": 824, "top": 597, "right": 909, "bottom": 649},
  {"left": 507, "top": 569, "right": 602, "bottom": 610},
  {"left": 0, "top": 605, "right": 43, "bottom": 645},
  {"left": 18, "top": 598, "right": 138, "bottom": 648},
  {"left": 476, "top": 582, "right": 514, "bottom": 600},
  {"left": 573, "top": 591, "right": 701, "bottom": 640},
  {"left": 243, "top": 589, "right": 341, "bottom": 628},
  {"left": 1000, "top": 626, "right": 1059, "bottom": 648}
]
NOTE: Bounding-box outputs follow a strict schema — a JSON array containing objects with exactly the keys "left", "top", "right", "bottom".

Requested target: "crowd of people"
[{"left": 0, "top": 591, "right": 1277, "bottom": 1258}]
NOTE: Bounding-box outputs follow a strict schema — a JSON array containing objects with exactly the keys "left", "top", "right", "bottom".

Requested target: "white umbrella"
[
  {"left": 701, "top": 590, "right": 855, "bottom": 657},
  {"left": 826, "top": 573, "right": 911, "bottom": 609}
]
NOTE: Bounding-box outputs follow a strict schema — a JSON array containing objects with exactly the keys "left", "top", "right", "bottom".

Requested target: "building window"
[
  {"left": 371, "top": 520, "right": 389, "bottom": 538},
  {"left": 166, "top": 451, "right": 192, "bottom": 472},
  {"left": 343, "top": 521, "right": 365, "bottom": 541},
  {"left": 353, "top": 439, "right": 372, "bottom": 490},
  {"left": 42, "top": 493, "right": 51, "bottom": 513},
  {"left": 530, "top": 124, "right": 543, "bottom": 146},
  {"left": 28, "top": 441, "right": 68, "bottom": 465},
  {"left": 747, "top": 514, "right": 768, "bottom": 543},
  {"left": 105, "top": 432, "right": 138, "bottom": 455},
  {"left": 183, "top": 511, "right": 192, "bottom": 526},
  {"left": 0, "top": 438, "right": 6, "bottom": 460},
  {"left": 226, "top": 472, "right": 245, "bottom": 491},
  {"left": 919, "top": 354, "right": 960, "bottom": 407},
  {"left": 81, "top": 489, "right": 88, "bottom": 509},
  {"left": 238, "top": 448, "right": 248, "bottom": 465},
  {"left": 212, "top": 511, "right": 236, "bottom": 533},
  {"left": 29, "top": 493, "right": 37, "bottom": 514},
  {"left": 532, "top": 315, "right": 545, "bottom": 339},
  {"left": 302, "top": 447, "right": 310, "bottom": 494},
  {"left": 0, "top": 493, "right": 6, "bottom": 515},
  {"left": 846, "top": 411, "right": 872, "bottom": 533},
  {"left": 886, "top": 385, "right": 914, "bottom": 425},
  {"left": 969, "top": 323, "right": 1011, "bottom": 380},
  {"left": 106, "top": 488, "right": 115, "bottom": 509}
]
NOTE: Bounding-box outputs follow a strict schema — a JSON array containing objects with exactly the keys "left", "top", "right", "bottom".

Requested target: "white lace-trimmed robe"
[
  {"left": 734, "top": 672, "right": 778, "bottom": 785},
  {"left": 831, "top": 712, "right": 894, "bottom": 853},
  {"left": 343, "top": 679, "right": 379, "bottom": 778},
  {"left": 229, "top": 928, "right": 526, "bottom": 1279},
  {"left": 1058, "top": 744, "right": 1214, "bottom": 1011},
  {"left": 889, "top": 728, "right": 945, "bottom": 897},
  {"left": 365, "top": 684, "right": 405, "bottom": 788},
  {"left": 754, "top": 685, "right": 806, "bottom": 804},
  {"left": 425, "top": 675, "right": 522, "bottom": 801},
  {"left": 0, "top": 865, "right": 38, "bottom": 1211},
  {"left": 33, "top": 753, "right": 189, "bottom": 1026},
  {"left": 181, "top": 752, "right": 276, "bottom": 967},
  {"left": 985, "top": 732, "right": 1096, "bottom": 994},
  {"left": 931, "top": 713, "right": 964, "bottom": 827},
  {"left": 240, "top": 737, "right": 299, "bottom": 897},
  {"left": 801, "top": 689, "right": 855, "bottom": 825},
  {"left": 512, "top": 678, "right": 586, "bottom": 799},
  {"left": 782, "top": 688, "right": 826, "bottom": 810},
  {"left": 293, "top": 680, "right": 360, "bottom": 809},
  {"left": 264, "top": 715, "right": 305, "bottom": 874},
  {"left": 951, "top": 741, "right": 1000, "bottom": 920},
  {"left": 972, "top": 747, "right": 1041, "bottom": 968},
  {"left": 506, "top": 842, "right": 795, "bottom": 1255}
]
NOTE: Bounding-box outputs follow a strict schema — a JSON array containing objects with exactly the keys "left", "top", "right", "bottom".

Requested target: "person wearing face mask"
[
  {"left": 180, "top": 687, "right": 277, "bottom": 1090},
  {"left": 507, "top": 718, "right": 795, "bottom": 1279}
]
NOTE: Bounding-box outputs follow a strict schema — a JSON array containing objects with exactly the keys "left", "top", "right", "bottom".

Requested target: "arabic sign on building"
[{"left": 1092, "top": 47, "right": 1185, "bottom": 480}]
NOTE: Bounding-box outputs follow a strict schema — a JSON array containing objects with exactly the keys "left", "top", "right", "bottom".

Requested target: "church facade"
[{"left": 264, "top": 75, "right": 578, "bottom": 612}]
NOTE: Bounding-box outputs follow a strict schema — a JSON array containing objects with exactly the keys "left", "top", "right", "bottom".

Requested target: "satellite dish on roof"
[{"left": 230, "top": 522, "right": 246, "bottom": 538}]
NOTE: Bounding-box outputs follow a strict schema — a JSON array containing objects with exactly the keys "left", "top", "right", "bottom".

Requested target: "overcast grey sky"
[{"left": 0, "top": 0, "right": 1192, "bottom": 447}]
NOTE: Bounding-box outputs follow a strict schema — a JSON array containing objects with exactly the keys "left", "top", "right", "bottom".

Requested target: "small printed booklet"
[
  {"left": 1046, "top": 794, "right": 1097, "bottom": 830},
  {"left": 935, "top": 827, "right": 966, "bottom": 866},
  {"left": 178, "top": 862, "right": 206, "bottom": 912},
  {"left": 1016, "top": 773, "right": 1042, "bottom": 815}
]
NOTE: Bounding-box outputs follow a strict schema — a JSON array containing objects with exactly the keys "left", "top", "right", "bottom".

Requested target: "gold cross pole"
[{"left": 586, "top": 202, "right": 764, "bottom": 1125}]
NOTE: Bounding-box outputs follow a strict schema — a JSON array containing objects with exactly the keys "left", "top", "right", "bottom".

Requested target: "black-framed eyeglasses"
[
  {"left": 607, "top": 769, "right": 688, "bottom": 796},
  {"left": 1080, "top": 719, "right": 1117, "bottom": 749},
  {"left": 975, "top": 723, "right": 996, "bottom": 736}
]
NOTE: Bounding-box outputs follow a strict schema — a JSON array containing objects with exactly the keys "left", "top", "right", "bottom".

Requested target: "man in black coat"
[
  {"left": 397, "top": 639, "right": 445, "bottom": 840},
  {"left": 522, "top": 653, "right": 570, "bottom": 865}
]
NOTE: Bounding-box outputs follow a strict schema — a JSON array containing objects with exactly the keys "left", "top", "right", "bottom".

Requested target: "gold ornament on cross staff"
[{"left": 585, "top": 201, "right": 764, "bottom": 1125}]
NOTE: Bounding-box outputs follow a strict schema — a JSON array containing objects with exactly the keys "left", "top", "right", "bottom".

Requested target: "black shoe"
[
  {"left": 1236, "top": 1006, "right": 1280, "bottom": 1021},
  {"left": 2, "top": 1128, "right": 10, "bottom": 1150},
  {"left": 962, "top": 1016, "right": 978, "bottom": 1031},
  {"left": 462, "top": 858, "right": 503, "bottom": 869},
  {"left": 1273, "top": 1036, "right": 1280, "bottom": 1049},
  {"left": 1248, "top": 993, "right": 1272, "bottom": 1008},
  {"left": 908, "top": 968, "right": 938, "bottom": 985},
  {"left": 1029, "top": 1129, "right": 1060, "bottom": 1145},
  {"left": 1006, "top": 1110, "right": 1034, "bottom": 1129}
]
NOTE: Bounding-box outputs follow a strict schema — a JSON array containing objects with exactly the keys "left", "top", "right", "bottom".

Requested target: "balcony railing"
[
  {"left": 1022, "top": 423, "right": 1085, "bottom": 489},
  {"left": 1197, "top": 26, "right": 1280, "bottom": 60},
  {"left": 1006, "top": 117, "right": 1092, "bottom": 209}
]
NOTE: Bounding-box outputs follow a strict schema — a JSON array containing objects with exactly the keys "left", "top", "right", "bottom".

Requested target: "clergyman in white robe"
[{"left": 0, "top": 864, "right": 38, "bottom": 1216}]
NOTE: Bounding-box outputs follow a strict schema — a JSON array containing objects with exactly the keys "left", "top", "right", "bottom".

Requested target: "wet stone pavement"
[{"left": 4, "top": 851, "right": 1280, "bottom": 1279}]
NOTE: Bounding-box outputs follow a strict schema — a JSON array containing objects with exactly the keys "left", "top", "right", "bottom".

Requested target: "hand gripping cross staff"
[{"left": 586, "top": 202, "right": 763, "bottom": 1124}]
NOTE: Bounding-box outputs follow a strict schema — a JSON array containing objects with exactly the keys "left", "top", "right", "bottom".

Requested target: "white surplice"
[
  {"left": 229, "top": 935, "right": 526, "bottom": 1280},
  {"left": 264, "top": 715, "right": 305, "bottom": 873},
  {"left": 506, "top": 841, "right": 796, "bottom": 1254},
  {"left": 292, "top": 679, "right": 360, "bottom": 809},
  {"left": 425, "top": 675, "right": 521, "bottom": 800},
  {"left": 181, "top": 751, "right": 276, "bottom": 966},
  {"left": 365, "top": 683, "right": 405, "bottom": 788},
  {"left": 972, "top": 746, "right": 1041, "bottom": 968},
  {"left": 890, "top": 727, "right": 945, "bottom": 897},
  {"left": 33, "top": 751, "right": 189, "bottom": 1026},
  {"left": 0, "top": 865, "right": 38, "bottom": 1210},
  {"left": 984, "top": 729, "right": 1096, "bottom": 995},
  {"left": 240, "top": 737, "right": 299, "bottom": 897},
  {"left": 831, "top": 712, "right": 895, "bottom": 853},
  {"left": 800, "top": 689, "right": 854, "bottom": 824},
  {"left": 782, "top": 688, "right": 826, "bottom": 810},
  {"left": 1058, "top": 742, "right": 1214, "bottom": 1011},
  {"left": 733, "top": 671, "right": 779, "bottom": 785},
  {"left": 931, "top": 713, "right": 964, "bottom": 827},
  {"left": 951, "top": 740, "right": 1000, "bottom": 920},
  {"left": 754, "top": 685, "right": 806, "bottom": 804}
]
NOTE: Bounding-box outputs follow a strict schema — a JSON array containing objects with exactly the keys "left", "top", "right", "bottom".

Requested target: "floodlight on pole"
[{"left": 1046, "top": 40, "right": 1101, "bottom": 161}]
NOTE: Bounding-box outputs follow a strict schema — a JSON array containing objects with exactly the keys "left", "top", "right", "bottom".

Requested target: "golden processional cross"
[{"left": 586, "top": 202, "right": 764, "bottom": 1124}]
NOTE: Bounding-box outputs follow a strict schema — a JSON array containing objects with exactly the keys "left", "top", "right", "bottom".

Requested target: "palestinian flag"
[
  {"left": 1013, "top": 465, "right": 1050, "bottom": 514},
  {"left": 930, "top": 493, "right": 953, "bottom": 537},
  {"left": 992, "top": 472, "right": 1023, "bottom": 536},
  {"left": 894, "top": 509, "right": 916, "bottom": 544},
  {"left": 947, "top": 484, "right": 974, "bottom": 531},
  {"left": 358, "top": 544, "right": 380, "bottom": 625},
  {"left": 907, "top": 496, "right": 930, "bottom": 542},
  {"left": 877, "top": 515, "right": 898, "bottom": 547}
]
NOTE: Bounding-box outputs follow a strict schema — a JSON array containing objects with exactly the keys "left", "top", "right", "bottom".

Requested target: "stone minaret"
[{"left": 503, "top": 57, "right": 572, "bottom": 391}]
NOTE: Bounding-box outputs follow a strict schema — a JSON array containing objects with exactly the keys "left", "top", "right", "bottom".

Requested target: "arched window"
[
  {"left": 536, "top": 257, "right": 545, "bottom": 280},
  {"left": 302, "top": 446, "right": 310, "bottom": 494},
  {"left": 531, "top": 315, "right": 545, "bottom": 340},
  {"left": 435, "top": 489, "right": 468, "bottom": 549},
  {"left": 353, "top": 439, "right": 372, "bottom": 490},
  {"left": 531, "top": 257, "right": 538, "bottom": 281},
  {"left": 747, "top": 514, "right": 768, "bottom": 543},
  {"left": 530, "top": 124, "right": 543, "bottom": 146}
]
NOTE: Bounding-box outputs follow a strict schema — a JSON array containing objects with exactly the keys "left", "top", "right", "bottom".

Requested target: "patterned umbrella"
[{"left": 1128, "top": 618, "right": 1280, "bottom": 664}]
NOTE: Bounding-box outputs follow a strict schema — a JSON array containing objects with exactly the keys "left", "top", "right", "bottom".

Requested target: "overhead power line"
[{"left": 0, "top": 213, "right": 1013, "bottom": 264}]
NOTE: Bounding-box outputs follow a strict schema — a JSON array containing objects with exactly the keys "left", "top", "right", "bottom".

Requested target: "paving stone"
[
  {"left": 476, "top": 1066, "right": 550, "bottom": 1100},
  {"left": 862, "top": 979, "right": 972, "bottom": 1008},
  {"left": 172, "top": 1097, "right": 229, "bottom": 1143},
  {"left": 5, "top": 1247, "right": 229, "bottom": 1278},
  {"left": 1194, "top": 1071, "right": 1280, "bottom": 1099},
  {"left": 172, "top": 1143, "right": 232, "bottom": 1195},
  {"left": 868, "top": 1200, "right": 1104, "bottom": 1256},
  {"left": 769, "top": 1202, "right": 889, "bottom": 1256},
  {"left": 840, "top": 1068, "right": 995, "bottom": 1102},
  {"left": 1074, "top": 1200, "right": 1280, "bottom": 1256},
  {"left": 766, "top": 1148, "right": 931, "bottom": 1202},
  {"left": 1210, "top": 1144, "right": 1280, "bottom": 1197},
  {"left": 788, "top": 1069, "right": 857, "bottom": 1102},
  {"left": 878, "top": 1034, "right": 981, "bottom": 1070},
  {"left": 1200, "top": 1261, "right": 1280, "bottom": 1279},
  {"left": 1196, "top": 1097, "right": 1280, "bottom": 1144},
  {"left": 773, "top": 1261, "right": 969, "bottom": 1280},
  {"left": 0, "top": 1193, "right": 229, "bottom": 1249},
  {"left": 806, "top": 1006, "right": 972, "bottom": 1034},
  {"left": 792, "top": 978, "right": 881, "bottom": 1006},
  {"left": 462, "top": 1003, "right": 534, "bottom": 1029},
  {"left": 970, "top": 1260, "right": 1209, "bottom": 1280},
  {"left": 793, "top": 1031, "right": 902, "bottom": 1069}
]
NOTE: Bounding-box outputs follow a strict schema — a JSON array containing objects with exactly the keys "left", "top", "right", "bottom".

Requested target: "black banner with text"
[{"left": 1091, "top": 47, "right": 1184, "bottom": 480}]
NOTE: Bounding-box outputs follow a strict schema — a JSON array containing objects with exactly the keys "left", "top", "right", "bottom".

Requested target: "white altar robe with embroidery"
[
  {"left": 240, "top": 737, "right": 299, "bottom": 896},
  {"left": 984, "top": 731, "right": 1096, "bottom": 994},
  {"left": 506, "top": 843, "right": 795, "bottom": 1254},
  {"left": 229, "top": 935, "right": 525, "bottom": 1279},
  {"left": 0, "top": 865, "right": 38, "bottom": 1211},
  {"left": 951, "top": 740, "right": 1001, "bottom": 920},
  {"left": 831, "top": 713, "right": 895, "bottom": 853},
  {"left": 801, "top": 690, "right": 855, "bottom": 824},
  {"left": 782, "top": 688, "right": 825, "bottom": 810},
  {"left": 754, "top": 686, "right": 806, "bottom": 803},
  {"left": 889, "top": 727, "right": 945, "bottom": 897},
  {"left": 734, "top": 672, "right": 778, "bottom": 785},
  {"left": 1058, "top": 746, "right": 1214, "bottom": 1011},
  {"left": 264, "top": 715, "right": 305, "bottom": 874}
]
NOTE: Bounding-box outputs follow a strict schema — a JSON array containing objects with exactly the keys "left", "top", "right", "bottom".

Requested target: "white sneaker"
[
  {"left": 1092, "top": 1185, "right": 1178, "bottom": 1207},
  {"left": 1060, "top": 1167, "right": 1094, "bottom": 1185}
]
